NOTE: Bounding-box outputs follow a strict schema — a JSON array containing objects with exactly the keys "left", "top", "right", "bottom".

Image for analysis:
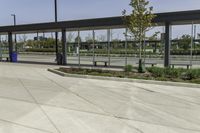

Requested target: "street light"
[
  {"left": 11, "top": 14, "right": 16, "bottom": 26},
  {"left": 54, "top": 0, "right": 57, "bottom": 22},
  {"left": 11, "top": 14, "right": 17, "bottom": 52}
]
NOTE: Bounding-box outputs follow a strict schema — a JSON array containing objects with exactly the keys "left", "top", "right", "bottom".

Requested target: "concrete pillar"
[
  {"left": 164, "top": 22, "right": 171, "bottom": 67},
  {"left": 8, "top": 32, "right": 13, "bottom": 62},
  {"left": 62, "top": 29, "right": 67, "bottom": 65}
]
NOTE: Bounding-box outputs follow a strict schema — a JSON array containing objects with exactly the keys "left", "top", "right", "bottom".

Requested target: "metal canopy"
[{"left": 0, "top": 10, "right": 200, "bottom": 34}]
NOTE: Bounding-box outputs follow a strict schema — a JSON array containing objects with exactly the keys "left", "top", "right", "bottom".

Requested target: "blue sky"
[
  {"left": 0, "top": 0, "right": 200, "bottom": 26},
  {"left": 0, "top": 0, "right": 199, "bottom": 39}
]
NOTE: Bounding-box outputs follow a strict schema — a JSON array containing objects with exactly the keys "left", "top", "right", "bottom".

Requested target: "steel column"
[
  {"left": 55, "top": 32, "right": 59, "bottom": 64},
  {"left": 54, "top": 0, "right": 59, "bottom": 64},
  {"left": 8, "top": 32, "right": 13, "bottom": 62},
  {"left": 164, "top": 22, "right": 171, "bottom": 67},
  {"left": 107, "top": 29, "right": 111, "bottom": 67},
  {"left": 0, "top": 35, "right": 2, "bottom": 58},
  {"left": 62, "top": 29, "right": 67, "bottom": 65},
  {"left": 92, "top": 30, "right": 95, "bottom": 66},
  {"left": 125, "top": 28, "right": 128, "bottom": 66},
  {"left": 78, "top": 30, "right": 80, "bottom": 67},
  {"left": 190, "top": 22, "right": 194, "bottom": 68}
]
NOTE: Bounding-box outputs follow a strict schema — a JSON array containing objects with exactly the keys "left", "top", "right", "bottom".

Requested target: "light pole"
[
  {"left": 54, "top": 0, "right": 59, "bottom": 63},
  {"left": 11, "top": 14, "right": 17, "bottom": 52}
]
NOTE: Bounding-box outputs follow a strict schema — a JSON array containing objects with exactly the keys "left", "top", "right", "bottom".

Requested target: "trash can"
[
  {"left": 57, "top": 53, "right": 63, "bottom": 65},
  {"left": 11, "top": 52, "right": 18, "bottom": 62}
]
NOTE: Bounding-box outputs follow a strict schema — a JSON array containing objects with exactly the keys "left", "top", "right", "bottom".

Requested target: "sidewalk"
[{"left": 0, "top": 62, "right": 199, "bottom": 133}]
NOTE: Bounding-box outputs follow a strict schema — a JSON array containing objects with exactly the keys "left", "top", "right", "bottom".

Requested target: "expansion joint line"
[
  {"left": 38, "top": 69, "right": 144, "bottom": 133},
  {"left": 18, "top": 78, "right": 62, "bottom": 133},
  {"left": 11, "top": 67, "right": 61, "bottom": 133}
]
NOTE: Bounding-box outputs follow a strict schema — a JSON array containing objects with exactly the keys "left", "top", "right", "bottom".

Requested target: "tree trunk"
[{"left": 139, "top": 38, "right": 142, "bottom": 60}]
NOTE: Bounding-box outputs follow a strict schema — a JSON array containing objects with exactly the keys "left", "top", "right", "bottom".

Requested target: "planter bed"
[{"left": 56, "top": 67, "right": 200, "bottom": 84}]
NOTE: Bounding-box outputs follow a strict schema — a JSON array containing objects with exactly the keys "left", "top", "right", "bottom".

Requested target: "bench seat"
[
  {"left": 170, "top": 64, "right": 192, "bottom": 69},
  {"left": 136, "top": 62, "right": 157, "bottom": 67},
  {"left": 0, "top": 57, "right": 9, "bottom": 62},
  {"left": 93, "top": 61, "right": 109, "bottom": 67}
]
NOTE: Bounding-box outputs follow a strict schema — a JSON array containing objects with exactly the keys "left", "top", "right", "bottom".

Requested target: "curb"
[{"left": 48, "top": 69, "right": 200, "bottom": 88}]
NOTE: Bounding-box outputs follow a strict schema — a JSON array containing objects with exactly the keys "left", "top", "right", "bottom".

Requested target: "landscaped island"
[{"left": 57, "top": 66, "right": 200, "bottom": 84}]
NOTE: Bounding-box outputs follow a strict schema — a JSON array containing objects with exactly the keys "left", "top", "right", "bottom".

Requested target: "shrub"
[
  {"left": 99, "top": 73, "right": 113, "bottom": 77},
  {"left": 147, "top": 67, "right": 185, "bottom": 78},
  {"left": 89, "top": 72, "right": 101, "bottom": 76},
  {"left": 180, "top": 72, "right": 192, "bottom": 80},
  {"left": 147, "top": 67, "right": 164, "bottom": 77},
  {"left": 164, "top": 68, "right": 185, "bottom": 78},
  {"left": 186, "top": 69, "right": 200, "bottom": 79},
  {"left": 179, "top": 69, "right": 200, "bottom": 80},
  {"left": 124, "top": 65, "right": 133, "bottom": 72}
]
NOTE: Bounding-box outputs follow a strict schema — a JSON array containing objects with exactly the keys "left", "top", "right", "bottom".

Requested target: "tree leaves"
[{"left": 123, "top": 0, "right": 156, "bottom": 41}]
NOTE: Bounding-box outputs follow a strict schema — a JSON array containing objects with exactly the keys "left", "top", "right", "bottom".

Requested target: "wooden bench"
[
  {"left": 137, "top": 62, "right": 157, "bottom": 67},
  {"left": 93, "top": 61, "right": 108, "bottom": 67},
  {"left": 170, "top": 64, "right": 192, "bottom": 69},
  {"left": 0, "top": 57, "right": 10, "bottom": 62}
]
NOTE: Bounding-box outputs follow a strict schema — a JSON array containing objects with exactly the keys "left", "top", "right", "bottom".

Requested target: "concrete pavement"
[{"left": 0, "top": 62, "right": 199, "bottom": 133}]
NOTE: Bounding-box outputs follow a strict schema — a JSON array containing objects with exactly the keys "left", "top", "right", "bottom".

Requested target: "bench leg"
[
  {"left": 94, "top": 62, "right": 97, "bottom": 66},
  {"left": 187, "top": 65, "right": 189, "bottom": 70},
  {"left": 105, "top": 62, "right": 107, "bottom": 67}
]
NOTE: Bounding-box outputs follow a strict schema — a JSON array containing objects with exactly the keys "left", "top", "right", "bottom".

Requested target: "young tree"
[
  {"left": 67, "top": 32, "right": 74, "bottom": 43},
  {"left": 85, "top": 33, "right": 92, "bottom": 42},
  {"left": 97, "top": 35, "right": 106, "bottom": 42},
  {"left": 123, "top": 0, "right": 156, "bottom": 73},
  {"left": 75, "top": 36, "right": 82, "bottom": 43},
  {"left": 85, "top": 33, "right": 95, "bottom": 50},
  {"left": 148, "top": 31, "right": 160, "bottom": 41},
  {"left": 178, "top": 35, "right": 191, "bottom": 50}
]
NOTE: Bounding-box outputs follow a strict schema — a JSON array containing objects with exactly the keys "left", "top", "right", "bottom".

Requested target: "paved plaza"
[{"left": 0, "top": 62, "right": 199, "bottom": 133}]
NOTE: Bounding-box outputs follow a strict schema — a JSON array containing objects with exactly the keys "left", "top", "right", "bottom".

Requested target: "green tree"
[
  {"left": 112, "top": 39, "right": 122, "bottom": 49},
  {"left": 148, "top": 31, "right": 160, "bottom": 41},
  {"left": 97, "top": 35, "right": 106, "bottom": 42},
  {"left": 123, "top": 0, "right": 156, "bottom": 73},
  {"left": 178, "top": 35, "right": 191, "bottom": 50},
  {"left": 85, "top": 33, "right": 93, "bottom": 43},
  {"left": 75, "top": 36, "right": 82, "bottom": 43},
  {"left": 67, "top": 33, "right": 74, "bottom": 43},
  {"left": 85, "top": 33, "right": 97, "bottom": 51}
]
